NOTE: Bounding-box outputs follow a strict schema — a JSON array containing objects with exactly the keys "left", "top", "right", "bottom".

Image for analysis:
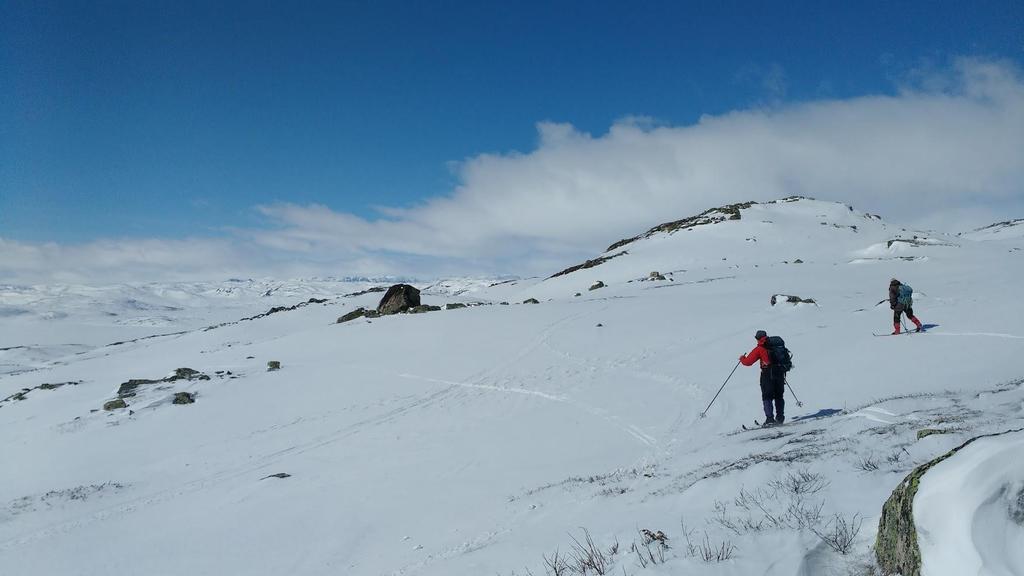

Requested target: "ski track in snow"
[
  {"left": 0, "top": 384, "right": 467, "bottom": 553},
  {"left": 926, "top": 331, "right": 1024, "bottom": 339},
  {"left": 396, "top": 373, "right": 567, "bottom": 403}
]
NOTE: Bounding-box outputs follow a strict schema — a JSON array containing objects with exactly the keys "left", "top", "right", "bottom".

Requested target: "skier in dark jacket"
[
  {"left": 889, "top": 278, "right": 923, "bottom": 334},
  {"left": 740, "top": 330, "right": 784, "bottom": 425}
]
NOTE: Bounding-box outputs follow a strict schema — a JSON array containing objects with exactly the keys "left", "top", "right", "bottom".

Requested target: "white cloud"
[{"left": 3, "top": 57, "right": 1023, "bottom": 284}]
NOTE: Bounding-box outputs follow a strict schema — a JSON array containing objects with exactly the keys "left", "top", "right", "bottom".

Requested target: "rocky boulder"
[
  {"left": 172, "top": 392, "right": 195, "bottom": 404},
  {"left": 770, "top": 294, "right": 816, "bottom": 306},
  {"left": 377, "top": 284, "right": 421, "bottom": 315},
  {"left": 173, "top": 367, "right": 207, "bottom": 380},
  {"left": 103, "top": 399, "right": 127, "bottom": 411},
  {"left": 116, "top": 367, "right": 210, "bottom": 398},
  {"left": 875, "top": 429, "right": 1021, "bottom": 576},
  {"left": 589, "top": 281, "right": 605, "bottom": 291},
  {"left": 117, "top": 378, "right": 162, "bottom": 398},
  {"left": 337, "top": 308, "right": 367, "bottom": 323}
]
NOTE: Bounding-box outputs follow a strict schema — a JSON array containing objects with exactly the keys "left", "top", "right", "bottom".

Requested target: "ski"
[
  {"left": 742, "top": 417, "right": 792, "bottom": 430},
  {"left": 873, "top": 329, "right": 925, "bottom": 337}
]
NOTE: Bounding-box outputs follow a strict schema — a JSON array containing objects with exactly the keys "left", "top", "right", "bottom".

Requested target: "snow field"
[{"left": 1, "top": 199, "right": 1022, "bottom": 575}]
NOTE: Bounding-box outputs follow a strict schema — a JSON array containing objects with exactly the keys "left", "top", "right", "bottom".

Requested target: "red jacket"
[{"left": 740, "top": 337, "right": 771, "bottom": 368}]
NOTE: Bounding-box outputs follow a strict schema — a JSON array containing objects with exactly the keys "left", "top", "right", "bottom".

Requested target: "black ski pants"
[
  {"left": 760, "top": 367, "right": 785, "bottom": 420},
  {"left": 893, "top": 304, "right": 915, "bottom": 325}
]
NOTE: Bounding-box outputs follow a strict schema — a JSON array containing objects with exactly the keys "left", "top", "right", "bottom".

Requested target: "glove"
[{"left": 739, "top": 354, "right": 745, "bottom": 362}]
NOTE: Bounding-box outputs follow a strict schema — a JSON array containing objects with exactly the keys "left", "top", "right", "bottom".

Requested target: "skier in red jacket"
[{"left": 740, "top": 330, "right": 784, "bottom": 425}]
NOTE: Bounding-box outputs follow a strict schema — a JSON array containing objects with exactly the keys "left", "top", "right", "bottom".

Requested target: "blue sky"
[{"left": 2, "top": 1, "right": 1023, "bottom": 282}]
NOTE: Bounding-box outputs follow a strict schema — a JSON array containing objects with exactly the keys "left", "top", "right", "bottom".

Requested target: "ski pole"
[
  {"left": 785, "top": 376, "right": 804, "bottom": 407},
  {"left": 700, "top": 360, "right": 741, "bottom": 418}
]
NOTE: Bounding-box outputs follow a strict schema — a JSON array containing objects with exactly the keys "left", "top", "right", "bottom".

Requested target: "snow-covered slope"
[
  {"left": 2, "top": 198, "right": 1022, "bottom": 575},
  {"left": 960, "top": 219, "right": 1024, "bottom": 241},
  {"left": 0, "top": 278, "right": 411, "bottom": 375}
]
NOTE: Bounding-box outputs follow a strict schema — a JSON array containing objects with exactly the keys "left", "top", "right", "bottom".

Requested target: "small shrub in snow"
[
  {"left": 712, "top": 478, "right": 826, "bottom": 535},
  {"left": 767, "top": 468, "right": 830, "bottom": 496},
  {"left": 886, "top": 449, "right": 909, "bottom": 465},
  {"left": 786, "top": 497, "right": 826, "bottom": 530},
  {"left": 630, "top": 528, "right": 668, "bottom": 568},
  {"left": 812, "top": 512, "right": 864, "bottom": 555},
  {"left": 567, "top": 529, "right": 611, "bottom": 575},
  {"left": 542, "top": 549, "right": 570, "bottom": 576},
  {"left": 681, "top": 527, "right": 735, "bottom": 563},
  {"left": 856, "top": 455, "right": 880, "bottom": 471}
]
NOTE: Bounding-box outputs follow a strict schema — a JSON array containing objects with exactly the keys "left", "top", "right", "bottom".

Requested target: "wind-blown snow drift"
[{"left": 915, "top": 430, "right": 1024, "bottom": 576}]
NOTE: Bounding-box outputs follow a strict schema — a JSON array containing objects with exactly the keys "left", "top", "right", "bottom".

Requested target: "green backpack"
[{"left": 897, "top": 284, "right": 913, "bottom": 307}]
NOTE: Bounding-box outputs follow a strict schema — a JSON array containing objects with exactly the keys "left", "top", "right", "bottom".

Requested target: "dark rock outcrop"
[
  {"left": 606, "top": 201, "right": 757, "bottom": 252},
  {"left": 337, "top": 308, "right": 367, "bottom": 323},
  {"left": 409, "top": 305, "right": 442, "bottom": 314},
  {"left": 117, "top": 368, "right": 210, "bottom": 398},
  {"left": 523, "top": 298, "right": 540, "bottom": 304},
  {"left": 770, "top": 294, "right": 816, "bottom": 306},
  {"left": 916, "top": 428, "right": 953, "bottom": 440},
  {"left": 267, "top": 361, "right": 281, "bottom": 371},
  {"left": 172, "top": 392, "right": 195, "bottom": 404},
  {"left": 589, "top": 281, "right": 605, "bottom": 291},
  {"left": 173, "top": 368, "right": 202, "bottom": 380},
  {"left": 343, "top": 286, "right": 388, "bottom": 297},
  {"left": 549, "top": 251, "right": 628, "bottom": 279},
  {"left": 1, "top": 381, "right": 80, "bottom": 406},
  {"left": 104, "top": 399, "right": 127, "bottom": 411},
  {"left": 377, "top": 284, "right": 421, "bottom": 315}
]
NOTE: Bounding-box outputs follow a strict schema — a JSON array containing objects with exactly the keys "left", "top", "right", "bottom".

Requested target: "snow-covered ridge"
[
  {"left": 516, "top": 196, "right": 967, "bottom": 302},
  {"left": 602, "top": 196, "right": 877, "bottom": 253},
  {"left": 960, "top": 218, "right": 1024, "bottom": 241}
]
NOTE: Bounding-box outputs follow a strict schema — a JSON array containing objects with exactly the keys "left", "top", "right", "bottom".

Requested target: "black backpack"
[{"left": 764, "top": 336, "right": 794, "bottom": 372}]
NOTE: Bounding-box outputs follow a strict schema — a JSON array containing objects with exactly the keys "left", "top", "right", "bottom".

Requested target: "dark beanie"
[{"left": 755, "top": 330, "right": 767, "bottom": 340}]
